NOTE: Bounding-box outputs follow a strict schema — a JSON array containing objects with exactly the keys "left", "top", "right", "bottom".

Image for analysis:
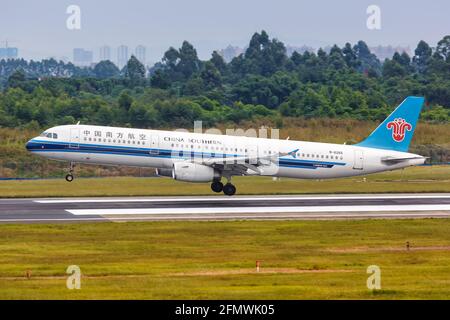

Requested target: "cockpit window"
[{"left": 39, "top": 132, "right": 56, "bottom": 139}]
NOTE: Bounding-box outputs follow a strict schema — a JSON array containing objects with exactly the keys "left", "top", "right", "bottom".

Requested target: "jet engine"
[
  {"left": 155, "top": 168, "right": 173, "bottom": 178},
  {"left": 172, "top": 162, "right": 219, "bottom": 182}
]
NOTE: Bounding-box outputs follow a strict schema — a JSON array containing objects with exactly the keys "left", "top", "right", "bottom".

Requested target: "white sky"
[{"left": 1, "top": 0, "right": 449, "bottom": 62}]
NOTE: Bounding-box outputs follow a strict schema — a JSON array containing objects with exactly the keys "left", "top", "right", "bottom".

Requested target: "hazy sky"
[{"left": 1, "top": 0, "right": 449, "bottom": 62}]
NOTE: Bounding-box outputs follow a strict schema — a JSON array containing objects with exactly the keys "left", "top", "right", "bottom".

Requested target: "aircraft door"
[
  {"left": 353, "top": 150, "right": 364, "bottom": 170},
  {"left": 224, "top": 137, "right": 236, "bottom": 165},
  {"left": 246, "top": 145, "right": 258, "bottom": 165},
  {"left": 69, "top": 128, "right": 80, "bottom": 149},
  {"left": 149, "top": 135, "right": 159, "bottom": 155},
  {"left": 258, "top": 144, "right": 271, "bottom": 166}
]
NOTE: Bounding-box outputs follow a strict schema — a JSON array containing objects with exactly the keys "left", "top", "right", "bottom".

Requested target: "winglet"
[{"left": 286, "top": 149, "right": 299, "bottom": 158}]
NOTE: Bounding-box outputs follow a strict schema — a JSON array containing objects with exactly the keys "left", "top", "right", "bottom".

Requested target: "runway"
[{"left": 0, "top": 194, "right": 449, "bottom": 223}]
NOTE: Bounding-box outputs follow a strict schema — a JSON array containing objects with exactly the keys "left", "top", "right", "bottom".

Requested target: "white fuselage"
[{"left": 26, "top": 124, "right": 425, "bottom": 179}]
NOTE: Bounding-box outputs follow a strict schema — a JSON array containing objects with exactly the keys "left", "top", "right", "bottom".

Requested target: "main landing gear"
[
  {"left": 210, "top": 178, "right": 236, "bottom": 196},
  {"left": 211, "top": 180, "right": 223, "bottom": 193},
  {"left": 65, "top": 162, "right": 75, "bottom": 182},
  {"left": 222, "top": 183, "right": 236, "bottom": 196}
]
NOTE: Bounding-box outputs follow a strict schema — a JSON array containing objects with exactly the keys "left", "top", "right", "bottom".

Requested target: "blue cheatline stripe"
[
  {"left": 27, "top": 140, "right": 346, "bottom": 168},
  {"left": 30, "top": 149, "right": 320, "bottom": 169}
]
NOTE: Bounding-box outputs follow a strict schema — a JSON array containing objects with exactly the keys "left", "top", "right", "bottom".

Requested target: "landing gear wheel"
[
  {"left": 65, "top": 174, "right": 74, "bottom": 182},
  {"left": 223, "top": 183, "right": 236, "bottom": 196},
  {"left": 211, "top": 181, "right": 224, "bottom": 193}
]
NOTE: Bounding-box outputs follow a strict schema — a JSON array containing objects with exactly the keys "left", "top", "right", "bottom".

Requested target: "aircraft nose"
[{"left": 25, "top": 139, "right": 33, "bottom": 151}]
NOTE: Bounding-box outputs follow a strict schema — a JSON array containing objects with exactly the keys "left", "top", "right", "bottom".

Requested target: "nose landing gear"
[{"left": 65, "top": 162, "right": 75, "bottom": 182}]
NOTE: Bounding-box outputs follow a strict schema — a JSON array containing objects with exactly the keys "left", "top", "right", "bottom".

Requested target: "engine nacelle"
[
  {"left": 155, "top": 168, "right": 173, "bottom": 178},
  {"left": 172, "top": 162, "right": 219, "bottom": 182}
]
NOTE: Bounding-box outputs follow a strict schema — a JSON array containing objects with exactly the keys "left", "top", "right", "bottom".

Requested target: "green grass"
[
  {"left": 0, "top": 219, "right": 449, "bottom": 299},
  {"left": 0, "top": 165, "right": 449, "bottom": 198}
]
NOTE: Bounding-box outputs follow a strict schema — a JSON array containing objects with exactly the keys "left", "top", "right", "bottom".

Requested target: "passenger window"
[{"left": 53, "top": 133, "right": 58, "bottom": 139}]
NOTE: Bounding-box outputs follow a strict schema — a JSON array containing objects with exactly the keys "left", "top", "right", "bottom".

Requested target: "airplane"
[{"left": 25, "top": 96, "right": 426, "bottom": 196}]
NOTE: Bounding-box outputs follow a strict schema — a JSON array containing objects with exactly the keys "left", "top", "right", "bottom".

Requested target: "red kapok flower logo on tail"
[{"left": 386, "top": 118, "right": 412, "bottom": 142}]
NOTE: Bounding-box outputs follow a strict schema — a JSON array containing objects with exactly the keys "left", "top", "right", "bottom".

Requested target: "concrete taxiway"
[{"left": 0, "top": 194, "right": 449, "bottom": 223}]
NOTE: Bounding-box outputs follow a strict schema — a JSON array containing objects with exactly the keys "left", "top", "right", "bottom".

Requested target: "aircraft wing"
[{"left": 192, "top": 149, "right": 299, "bottom": 175}]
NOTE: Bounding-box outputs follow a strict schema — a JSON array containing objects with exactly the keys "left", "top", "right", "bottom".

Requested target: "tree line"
[{"left": 0, "top": 31, "right": 449, "bottom": 130}]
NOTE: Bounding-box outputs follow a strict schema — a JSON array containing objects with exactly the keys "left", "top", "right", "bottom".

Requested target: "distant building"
[
  {"left": 0, "top": 47, "right": 18, "bottom": 59},
  {"left": 73, "top": 48, "right": 93, "bottom": 66},
  {"left": 135, "top": 45, "right": 147, "bottom": 65},
  {"left": 99, "top": 45, "right": 111, "bottom": 61},
  {"left": 369, "top": 45, "right": 412, "bottom": 61},
  {"left": 117, "top": 45, "right": 129, "bottom": 69},
  {"left": 218, "top": 45, "right": 244, "bottom": 63}
]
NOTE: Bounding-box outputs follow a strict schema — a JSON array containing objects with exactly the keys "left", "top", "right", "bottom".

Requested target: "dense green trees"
[
  {"left": 124, "top": 55, "right": 146, "bottom": 86},
  {"left": 93, "top": 60, "right": 120, "bottom": 79},
  {"left": 0, "top": 31, "right": 449, "bottom": 130}
]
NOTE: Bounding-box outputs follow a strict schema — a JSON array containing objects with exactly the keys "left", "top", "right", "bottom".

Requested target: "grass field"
[
  {"left": 0, "top": 219, "right": 449, "bottom": 299},
  {"left": 0, "top": 165, "right": 449, "bottom": 198}
]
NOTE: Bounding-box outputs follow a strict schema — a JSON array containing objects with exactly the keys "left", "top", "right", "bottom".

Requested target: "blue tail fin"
[{"left": 356, "top": 96, "right": 424, "bottom": 152}]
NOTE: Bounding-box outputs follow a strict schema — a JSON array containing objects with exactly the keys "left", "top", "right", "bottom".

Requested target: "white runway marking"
[
  {"left": 36, "top": 194, "right": 450, "bottom": 204},
  {"left": 2, "top": 212, "right": 450, "bottom": 223},
  {"left": 67, "top": 204, "right": 450, "bottom": 216}
]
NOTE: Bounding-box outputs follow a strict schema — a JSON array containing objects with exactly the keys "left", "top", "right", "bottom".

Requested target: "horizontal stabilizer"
[{"left": 381, "top": 156, "right": 427, "bottom": 163}]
